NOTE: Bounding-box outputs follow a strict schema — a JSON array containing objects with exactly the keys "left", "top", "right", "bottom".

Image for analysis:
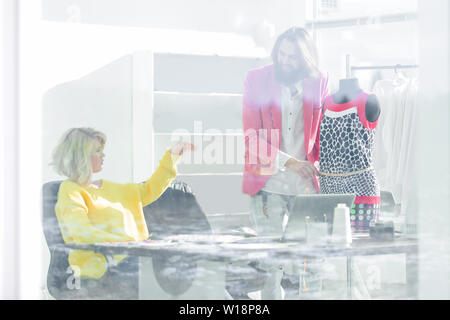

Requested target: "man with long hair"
[{"left": 242, "top": 27, "right": 329, "bottom": 299}]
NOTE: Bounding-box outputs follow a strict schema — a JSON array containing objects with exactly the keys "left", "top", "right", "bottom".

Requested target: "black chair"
[
  {"left": 42, "top": 181, "right": 139, "bottom": 300},
  {"left": 142, "top": 180, "right": 212, "bottom": 238},
  {"left": 42, "top": 181, "right": 75, "bottom": 299},
  {"left": 142, "top": 180, "right": 212, "bottom": 297}
]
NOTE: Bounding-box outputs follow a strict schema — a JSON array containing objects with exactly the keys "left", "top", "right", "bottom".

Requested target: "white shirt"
[{"left": 262, "top": 82, "right": 316, "bottom": 195}]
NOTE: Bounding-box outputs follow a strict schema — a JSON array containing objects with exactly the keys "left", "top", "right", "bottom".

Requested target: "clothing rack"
[{"left": 345, "top": 54, "right": 419, "bottom": 78}]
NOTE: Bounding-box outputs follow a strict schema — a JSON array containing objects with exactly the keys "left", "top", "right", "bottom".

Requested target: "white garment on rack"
[
  {"left": 373, "top": 74, "right": 418, "bottom": 215},
  {"left": 396, "top": 78, "right": 418, "bottom": 218},
  {"left": 373, "top": 77, "right": 403, "bottom": 202}
]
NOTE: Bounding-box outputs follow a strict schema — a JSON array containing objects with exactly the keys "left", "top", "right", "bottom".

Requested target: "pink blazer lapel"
[
  {"left": 269, "top": 81, "right": 282, "bottom": 131},
  {"left": 302, "top": 78, "right": 315, "bottom": 155},
  {"left": 260, "top": 74, "right": 281, "bottom": 135},
  {"left": 303, "top": 79, "right": 320, "bottom": 154},
  {"left": 257, "top": 77, "right": 281, "bottom": 149}
]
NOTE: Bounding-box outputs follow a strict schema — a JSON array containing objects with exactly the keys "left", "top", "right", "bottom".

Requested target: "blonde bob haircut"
[{"left": 51, "top": 127, "right": 106, "bottom": 185}]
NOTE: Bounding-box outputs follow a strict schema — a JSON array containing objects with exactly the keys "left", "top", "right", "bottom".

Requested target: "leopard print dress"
[{"left": 319, "top": 91, "right": 380, "bottom": 232}]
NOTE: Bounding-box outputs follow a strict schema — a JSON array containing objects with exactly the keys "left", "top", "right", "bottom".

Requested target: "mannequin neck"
[{"left": 333, "top": 78, "right": 363, "bottom": 104}]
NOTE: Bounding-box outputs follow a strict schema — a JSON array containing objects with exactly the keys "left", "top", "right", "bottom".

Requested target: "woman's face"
[{"left": 91, "top": 139, "right": 105, "bottom": 174}]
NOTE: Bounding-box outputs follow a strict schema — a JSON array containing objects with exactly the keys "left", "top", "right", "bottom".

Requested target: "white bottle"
[{"left": 331, "top": 203, "right": 352, "bottom": 244}]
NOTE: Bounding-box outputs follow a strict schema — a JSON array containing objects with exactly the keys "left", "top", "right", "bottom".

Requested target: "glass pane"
[{"left": 8, "top": 0, "right": 447, "bottom": 302}]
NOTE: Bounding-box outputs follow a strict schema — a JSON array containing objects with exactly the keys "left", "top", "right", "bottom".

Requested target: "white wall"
[
  {"left": 19, "top": 0, "right": 47, "bottom": 300},
  {"left": 0, "top": 0, "right": 20, "bottom": 299},
  {"left": 416, "top": 0, "right": 450, "bottom": 299},
  {"left": 42, "top": 55, "right": 135, "bottom": 184}
]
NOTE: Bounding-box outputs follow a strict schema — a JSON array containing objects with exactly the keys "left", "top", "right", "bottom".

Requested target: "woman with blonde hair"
[{"left": 51, "top": 127, "right": 194, "bottom": 285}]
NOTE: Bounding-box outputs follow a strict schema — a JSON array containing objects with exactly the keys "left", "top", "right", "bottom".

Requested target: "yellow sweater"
[{"left": 55, "top": 149, "right": 180, "bottom": 279}]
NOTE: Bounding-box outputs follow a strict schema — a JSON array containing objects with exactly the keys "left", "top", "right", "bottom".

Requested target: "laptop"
[
  {"left": 282, "top": 194, "right": 356, "bottom": 242},
  {"left": 235, "top": 193, "right": 356, "bottom": 244}
]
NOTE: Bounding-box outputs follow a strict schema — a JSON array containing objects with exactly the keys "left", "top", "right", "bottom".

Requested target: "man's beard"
[{"left": 274, "top": 63, "right": 307, "bottom": 86}]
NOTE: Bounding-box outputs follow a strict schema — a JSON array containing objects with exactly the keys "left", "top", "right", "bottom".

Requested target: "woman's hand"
[{"left": 170, "top": 141, "right": 196, "bottom": 156}]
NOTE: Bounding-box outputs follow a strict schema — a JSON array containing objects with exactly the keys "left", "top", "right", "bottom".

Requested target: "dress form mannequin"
[
  {"left": 333, "top": 78, "right": 381, "bottom": 122},
  {"left": 320, "top": 78, "right": 382, "bottom": 233}
]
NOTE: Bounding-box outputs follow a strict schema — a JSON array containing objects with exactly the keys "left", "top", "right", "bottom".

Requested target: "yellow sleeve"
[
  {"left": 55, "top": 186, "right": 134, "bottom": 244},
  {"left": 138, "top": 148, "right": 180, "bottom": 207}
]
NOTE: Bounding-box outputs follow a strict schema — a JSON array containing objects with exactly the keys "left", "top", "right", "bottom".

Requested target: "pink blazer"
[{"left": 242, "top": 64, "right": 329, "bottom": 196}]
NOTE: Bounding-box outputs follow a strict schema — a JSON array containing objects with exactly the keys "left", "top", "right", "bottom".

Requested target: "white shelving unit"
[{"left": 150, "top": 52, "right": 269, "bottom": 230}]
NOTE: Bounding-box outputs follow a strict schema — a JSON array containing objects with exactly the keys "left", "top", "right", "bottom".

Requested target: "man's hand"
[
  {"left": 284, "top": 158, "right": 319, "bottom": 180},
  {"left": 170, "top": 141, "right": 195, "bottom": 156}
]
